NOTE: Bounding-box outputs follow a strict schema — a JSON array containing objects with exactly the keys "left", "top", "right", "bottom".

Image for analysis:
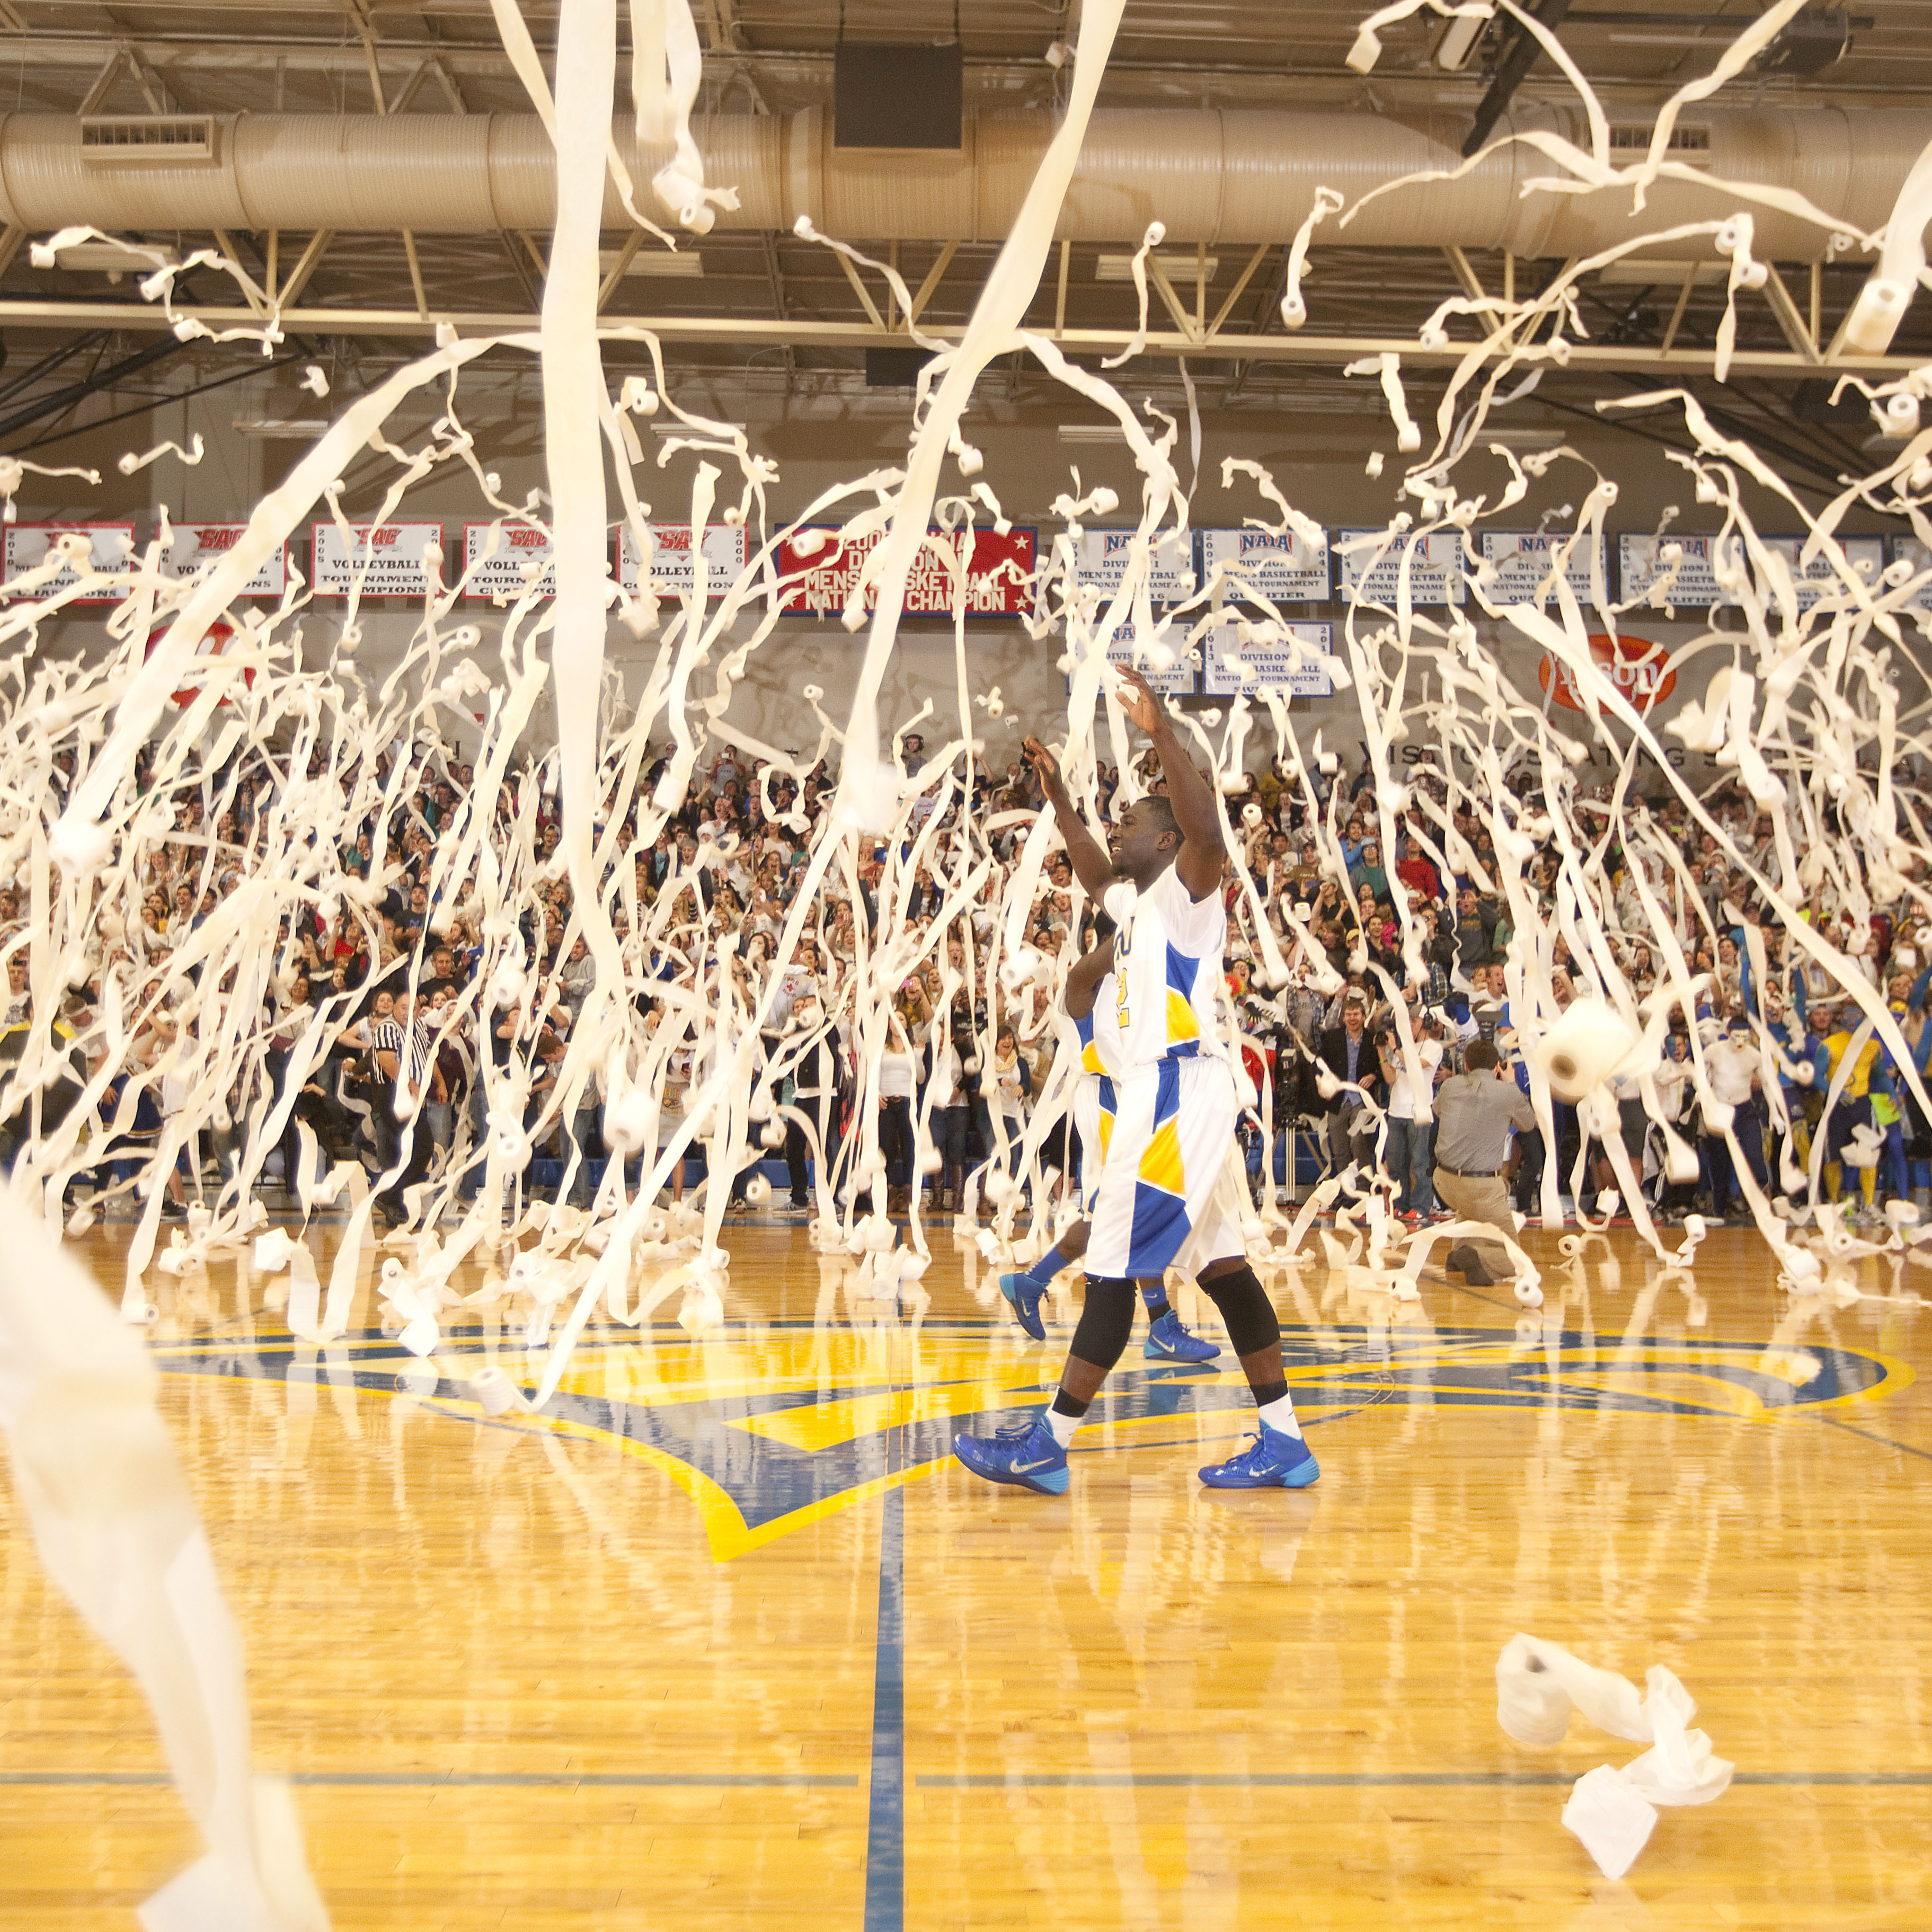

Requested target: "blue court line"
[
  {"left": 862, "top": 1476, "right": 906, "bottom": 1931},
  {"left": 0, "top": 1771, "right": 855, "bottom": 1788},
  {"left": 1819, "top": 1415, "right": 1932, "bottom": 1464},
  {"left": 915, "top": 1771, "right": 1932, "bottom": 1788}
]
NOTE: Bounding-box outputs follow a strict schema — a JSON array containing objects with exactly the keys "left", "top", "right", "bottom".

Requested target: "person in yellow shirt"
[{"left": 1821, "top": 1003, "right": 1891, "bottom": 1218}]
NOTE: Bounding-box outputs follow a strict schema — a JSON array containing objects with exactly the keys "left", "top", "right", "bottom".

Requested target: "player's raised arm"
[
  {"left": 1113, "top": 666, "right": 1226, "bottom": 902},
  {"left": 1024, "top": 735, "right": 1114, "bottom": 901}
]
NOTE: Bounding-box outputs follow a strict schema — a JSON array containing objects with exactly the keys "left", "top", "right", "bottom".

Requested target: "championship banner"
[
  {"left": 1617, "top": 533, "right": 1734, "bottom": 608},
  {"left": 616, "top": 522, "right": 749, "bottom": 597},
  {"left": 464, "top": 522, "right": 555, "bottom": 600},
  {"left": 1, "top": 524, "right": 137, "bottom": 604},
  {"left": 1203, "top": 618, "right": 1335, "bottom": 698},
  {"left": 1093, "top": 618, "right": 1197, "bottom": 696},
  {"left": 1070, "top": 528, "right": 1197, "bottom": 604},
  {"left": 775, "top": 526, "right": 1036, "bottom": 617},
  {"left": 311, "top": 521, "right": 444, "bottom": 597},
  {"left": 1893, "top": 536, "right": 1932, "bottom": 612},
  {"left": 1478, "top": 530, "right": 1606, "bottom": 608},
  {"left": 1201, "top": 527, "right": 1330, "bottom": 603},
  {"left": 1338, "top": 528, "right": 1467, "bottom": 606},
  {"left": 1759, "top": 534, "right": 1886, "bottom": 612},
  {"left": 158, "top": 524, "right": 286, "bottom": 599}
]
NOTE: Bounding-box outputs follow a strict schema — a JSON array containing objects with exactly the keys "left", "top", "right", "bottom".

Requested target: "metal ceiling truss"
[{"left": 0, "top": 296, "right": 1918, "bottom": 377}]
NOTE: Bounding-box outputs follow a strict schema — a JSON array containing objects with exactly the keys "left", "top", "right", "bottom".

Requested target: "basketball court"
[{"left": 5, "top": 1222, "right": 1925, "bottom": 1929}]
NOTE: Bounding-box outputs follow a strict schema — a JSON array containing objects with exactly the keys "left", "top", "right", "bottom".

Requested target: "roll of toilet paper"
[{"left": 1530, "top": 1000, "right": 1639, "bottom": 1101}]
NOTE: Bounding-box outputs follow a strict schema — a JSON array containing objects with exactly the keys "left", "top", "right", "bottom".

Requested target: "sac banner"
[
  {"left": 158, "top": 524, "right": 287, "bottom": 599},
  {"left": 776, "top": 526, "right": 1037, "bottom": 617},
  {"left": 142, "top": 617, "right": 253, "bottom": 707},
  {"left": 1, "top": 524, "right": 137, "bottom": 603},
  {"left": 311, "top": 521, "right": 444, "bottom": 597},
  {"left": 1538, "top": 634, "right": 1676, "bottom": 714},
  {"left": 616, "top": 523, "right": 750, "bottom": 598},
  {"left": 465, "top": 521, "right": 556, "bottom": 600}
]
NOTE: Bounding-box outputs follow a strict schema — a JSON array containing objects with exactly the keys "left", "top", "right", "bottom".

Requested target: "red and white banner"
[
  {"left": 144, "top": 617, "right": 255, "bottom": 707},
  {"left": 159, "top": 523, "right": 286, "bottom": 599},
  {"left": 464, "top": 521, "right": 555, "bottom": 600},
  {"left": 311, "top": 521, "right": 444, "bottom": 597},
  {"left": 616, "top": 522, "right": 748, "bottom": 597},
  {"left": 776, "top": 526, "right": 1036, "bottom": 617},
  {"left": 1, "top": 524, "right": 136, "bottom": 604},
  {"left": 1538, "top": 633, "right": 1675, "bottom": 713}
]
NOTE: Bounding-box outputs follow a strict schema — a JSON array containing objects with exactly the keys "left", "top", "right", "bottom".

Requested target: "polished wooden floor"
[{"left": 3, "top": 1216, "right": 1929, "bottom": 1929}]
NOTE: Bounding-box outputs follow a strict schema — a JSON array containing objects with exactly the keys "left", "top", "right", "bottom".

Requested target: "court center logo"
[{"left": 159, "top": 1324, "right": 1909, "bottom": 1562}]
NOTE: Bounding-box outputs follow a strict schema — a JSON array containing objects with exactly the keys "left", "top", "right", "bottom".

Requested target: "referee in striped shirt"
[{"left": 369, "top": 988, "right": 441, "bottom": 1227}]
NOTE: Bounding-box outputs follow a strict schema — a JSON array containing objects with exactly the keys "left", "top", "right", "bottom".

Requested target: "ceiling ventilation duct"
[{"left": 0, "top": 106, "right": 1917, "bottom": 263}]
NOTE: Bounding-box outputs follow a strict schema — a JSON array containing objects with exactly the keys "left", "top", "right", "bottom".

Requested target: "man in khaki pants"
[{"left": 1431, "top": 1039, "right": 1537, "bottom": 1286}]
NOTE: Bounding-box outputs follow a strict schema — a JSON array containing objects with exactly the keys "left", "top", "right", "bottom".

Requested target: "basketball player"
[
  {"left": 955, "top": 667, "right": 1315, "bottom": 1494},
  {"left": 998, "top": 917, "right": 1220, "bottom": 1363}
]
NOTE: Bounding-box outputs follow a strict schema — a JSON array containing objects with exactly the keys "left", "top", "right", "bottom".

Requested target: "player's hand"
[
  {"left": 1112, "top": 665, "right": 1163, "bottom": 734},
  {"left": 1021, "top": 735, "right": 1064, "bottom": 794}
]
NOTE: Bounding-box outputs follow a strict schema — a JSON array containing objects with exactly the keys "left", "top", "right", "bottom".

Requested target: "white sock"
[
  {"left": 1044, "top": 1406, "right": 1083, "bottom": 1449},
  {"left": 1256, "top": 1394, "right": 1302, "bottom": 1439}
]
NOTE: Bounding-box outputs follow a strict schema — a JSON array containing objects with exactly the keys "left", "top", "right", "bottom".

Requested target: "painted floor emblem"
[{"left": 158, "top": 1323, "right": 1910, "bottom": 1561}]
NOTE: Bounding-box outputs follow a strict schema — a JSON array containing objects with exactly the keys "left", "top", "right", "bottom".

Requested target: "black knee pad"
[
  {"left": 1068, "top": 1274, "right": 1139, "bottom": 1373},
  {"left": 1199, "top": 1263, "right": 1280, "bottom": 1358}
]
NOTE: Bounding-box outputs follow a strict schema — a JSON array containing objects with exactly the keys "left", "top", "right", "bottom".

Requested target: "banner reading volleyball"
[
  {"left": 311, "top": 521, "right": 444, "bottom": 597},
  {"left": 159, "top": 525, "right": 287, "bottom": 599},
  {"left": 465, "top": 522, "right": 556, "bottom": 600},
  {"left": 616, "top": 523, "right": 749, "bottom": 597},
  {"left": 776, "top": 526, "right": 1036, "bottom": 617},
  {"left": 1, "top": 525, "right": 137, "bottom": 604}
]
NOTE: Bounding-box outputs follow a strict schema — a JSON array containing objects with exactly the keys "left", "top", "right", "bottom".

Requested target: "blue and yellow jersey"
[{"left": 1103, "top": 867, "right": 1227, "bottom": 1075}]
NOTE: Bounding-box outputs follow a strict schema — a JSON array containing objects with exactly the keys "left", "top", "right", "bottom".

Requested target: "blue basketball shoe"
[
  {"left": 953, "top": 1415, "right": 1070, "bottom": 1495},
  {"left": 998, "top": 1269, "right": 1048, "bottom": 1341},
  {"left": 1198, "top": 1424, "right": 1320, "bottom": 1490},
  {"left": 1145, "top": 1309, "right": 1221, "bottom": 1362}
]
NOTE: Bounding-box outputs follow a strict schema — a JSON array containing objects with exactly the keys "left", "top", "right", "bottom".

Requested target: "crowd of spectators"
[{"left": 3, "top": 712, "right": 1926, "bottom": 1241}]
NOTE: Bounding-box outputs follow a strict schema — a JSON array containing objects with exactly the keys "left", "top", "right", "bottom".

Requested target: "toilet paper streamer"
[
  {"left": 1496, "top": 1633, "right": 1733, "bottom": 1880},
  {"left": 0, "top": 1190, "right": 329, "bottom": 1929}
]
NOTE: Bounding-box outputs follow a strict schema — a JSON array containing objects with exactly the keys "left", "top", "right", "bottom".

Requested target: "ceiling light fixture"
[
  {"left": 1095, "top": 253, "right": 1218, "bottom": 283},
  {"left": 597, "top": 249, "right": 706, "bottom": 279},
  {"left": 1435, "top": 13, "right": 1486, "bottom": 70}
]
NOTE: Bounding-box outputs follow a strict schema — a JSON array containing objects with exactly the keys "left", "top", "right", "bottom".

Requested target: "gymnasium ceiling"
[{"left": 2, "top": 1, "right": 1931, "bottom": 491}]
